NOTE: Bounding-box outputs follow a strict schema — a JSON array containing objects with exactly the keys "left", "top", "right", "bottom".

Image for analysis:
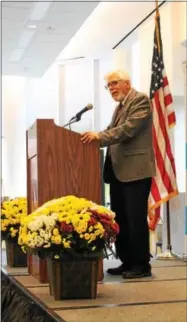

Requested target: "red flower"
[
  {"left": 104, "top": 231, "right": 109, "bottom": 239},
  {"left": 88, "top": 217, "right": 97, "bottom": 226},
  {"left": 99, "top": 213, "right": 111, "bottom": 220},
  {"left": 89, "top": 209, "right": 98, "bottom": 216},
  {"left": 100, "top": 218, "right": 111, "bottom": 225},
  {"left": 61, "top": 222, "right": 73, "bottom": 233},
  {"left": 111, "top": 222, "right": 120, "bottom": 234}
]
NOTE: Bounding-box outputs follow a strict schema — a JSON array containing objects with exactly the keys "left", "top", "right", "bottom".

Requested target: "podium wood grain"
[{"left": 27, "top": 120, "right": 103, "bottom": 283}]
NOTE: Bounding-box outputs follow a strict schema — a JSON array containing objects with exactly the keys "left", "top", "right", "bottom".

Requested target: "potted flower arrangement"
[
  {"left": 1, "top": 197, "right": 28, "bottom": 267},
  {"left": 19, "top": 195, "right": 119, "bottom": 300}
]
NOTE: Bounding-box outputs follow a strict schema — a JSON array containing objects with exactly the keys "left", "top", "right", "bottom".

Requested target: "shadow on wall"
[{"left": 162, "top": 193, "right": 185, "bottom": 256}]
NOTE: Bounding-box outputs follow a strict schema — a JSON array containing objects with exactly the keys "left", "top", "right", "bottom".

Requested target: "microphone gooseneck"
[
  {"left": 72, "top": 104, "right": 93, "bottom": 121},
  {"left": 63, "top": 103, "right": 93, "bottom": 128}
]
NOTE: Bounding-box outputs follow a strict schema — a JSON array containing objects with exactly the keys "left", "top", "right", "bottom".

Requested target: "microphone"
[{"left": 71, "top": 103, "right": 93, "bottom": 121}]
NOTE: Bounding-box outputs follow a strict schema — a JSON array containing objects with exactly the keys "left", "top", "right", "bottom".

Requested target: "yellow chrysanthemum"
[
  {"left": 10, "top": 229, "right": 18, "bottom": 238},
  {"left": 53, "top": 228, "right": 59, "bottom": 236},
  {"left": 89, "top": 233, "right": 96, "bottom": 241},
  {"left": 62, "top": 238, "right": 71, "bottom": 248},
  {"left": 76, "top": 223, "right": 88, "bottom": 234},
  {"left": 17, "top": 194, "right": 118, "bottom": 255},
  {"left": 1, "top": 225, "right": 7, "bottom": 231},
  {"left": 53, "top": 235, "right": 62, "bottom": 245},
  {"left": 1, "top": 197, "right": 27, "bottom": 238},
  {"left": 84, "top": 233, "right": 90, "bottom": 240}
]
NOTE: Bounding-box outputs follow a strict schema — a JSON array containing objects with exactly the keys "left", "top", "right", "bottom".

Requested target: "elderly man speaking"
[{"left": 81, "top": 70, "right": 155, "bottom": 279}]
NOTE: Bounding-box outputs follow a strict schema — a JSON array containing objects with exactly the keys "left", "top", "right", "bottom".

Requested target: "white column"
[
  {"left": 97, "top": 59, "right": 115, "bottom": 132},
  {"left": 25, "top": 63, "right": 59, "bottom": 129},
  {"left": 93, "top": 60, "right": 101, "bottom": 132},
  {"left": 57, "top": 59, "right": 94, "bottom": 133},
  {"left": 2, "top": 76, "right": 27, "bottom": 197},
  {"left": 25, "top": 77, "right": 42, "bottom": 128},
  {"left": 58, "top": 64, "right": 66, "bottom": 126}
]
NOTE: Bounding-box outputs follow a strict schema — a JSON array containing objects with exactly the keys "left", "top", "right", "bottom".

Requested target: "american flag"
[{"left": 148, "top": 9, "right": 178, "bottom": 231}]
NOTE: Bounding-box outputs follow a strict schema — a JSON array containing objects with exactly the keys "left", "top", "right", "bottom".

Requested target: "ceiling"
[
  {"left": 57, "top": 1, "right": 165, "bottom": 62},
  {"left": 2, "top": 0, "right": 99, "bottom": 77},
  {"left": 2, "top": 0, "right": 167, "bottom": 77}
]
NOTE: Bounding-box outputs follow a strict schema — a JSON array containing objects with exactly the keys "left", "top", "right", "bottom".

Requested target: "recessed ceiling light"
[
  {"left": 47, "top": 26, "right": 55, "bottom": 31},
  {"left": 27, "top": 24, "right": 37, "bottom": 29},
  {"left": 24, "top": 66, "right": 29, "bottom": 71}
]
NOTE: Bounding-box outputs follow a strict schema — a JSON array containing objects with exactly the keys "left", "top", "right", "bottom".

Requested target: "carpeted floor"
[{"left": 1, "top": 250, "right": 187, "bottom": 322}]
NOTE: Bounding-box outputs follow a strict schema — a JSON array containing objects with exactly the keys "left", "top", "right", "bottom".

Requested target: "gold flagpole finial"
[
  {"left": 155, "top": 0, "right": 159, "bottom": 17},
  {"left": 155, "top": 0, "right": 161, "bottom": 54}
]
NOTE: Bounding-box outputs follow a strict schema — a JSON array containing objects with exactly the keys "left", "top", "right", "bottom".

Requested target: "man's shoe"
[
  {"left": 122, "top": 270, "right": 152, "bottom": 279},
  {"left": 107, "top": 264, "right": 131, "bottom": 275}
]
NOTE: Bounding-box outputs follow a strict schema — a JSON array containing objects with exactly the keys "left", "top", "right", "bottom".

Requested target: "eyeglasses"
[{"left": 105, "top": 79, "right": 123, "bottom": 90}]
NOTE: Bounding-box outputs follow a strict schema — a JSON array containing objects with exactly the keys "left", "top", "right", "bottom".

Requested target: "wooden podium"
[{"left": 26, "top": 119, "right": 103, "bottom": 283}]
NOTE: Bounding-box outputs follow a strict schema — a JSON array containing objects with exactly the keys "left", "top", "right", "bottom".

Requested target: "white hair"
[{"left": 104, "top": 70, "right": 131, "bottom": 82}]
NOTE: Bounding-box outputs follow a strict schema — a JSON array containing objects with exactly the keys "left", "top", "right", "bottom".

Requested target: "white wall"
[
  {"left": 132, "top": 41, "right": 140, "bottom": 91},
  {"left": 171, "top": 2, "right": 186, "bottom": 97},
  {"left": 179, "top": 2, "right": 187, "bottom": 44},
  {"left": 2, "top": 76, "right": 26, "bottom": 197},
  {"left": 138, "top": 2, "right": 173, "bottom": 95},
  {"left": 97, "top": 59, "right": 115, "bottom": 131},
  {"left": 2, "top": 63, "right": 59, "bottom": 197},
  {"left": 173, "top": 96, "right": 185, "bottom": 193}
]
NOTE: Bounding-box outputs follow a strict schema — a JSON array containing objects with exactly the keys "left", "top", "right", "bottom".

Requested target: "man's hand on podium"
[{"left": 81, "top": 132, "right": 100, "bottom": 144}]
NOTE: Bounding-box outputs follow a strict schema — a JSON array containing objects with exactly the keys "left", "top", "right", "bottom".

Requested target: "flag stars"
[{"left": 152, "top": 40, "right": 165, "bottom": 92}]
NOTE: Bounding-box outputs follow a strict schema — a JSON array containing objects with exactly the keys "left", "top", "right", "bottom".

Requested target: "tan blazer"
[{"left": 98, "top": 88, "right": 156, "bottom": 182}]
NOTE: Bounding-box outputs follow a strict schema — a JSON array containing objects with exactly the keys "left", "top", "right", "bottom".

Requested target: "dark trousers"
[{"left": 106, "top": 157, "right": 152, "bottom": 271}]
